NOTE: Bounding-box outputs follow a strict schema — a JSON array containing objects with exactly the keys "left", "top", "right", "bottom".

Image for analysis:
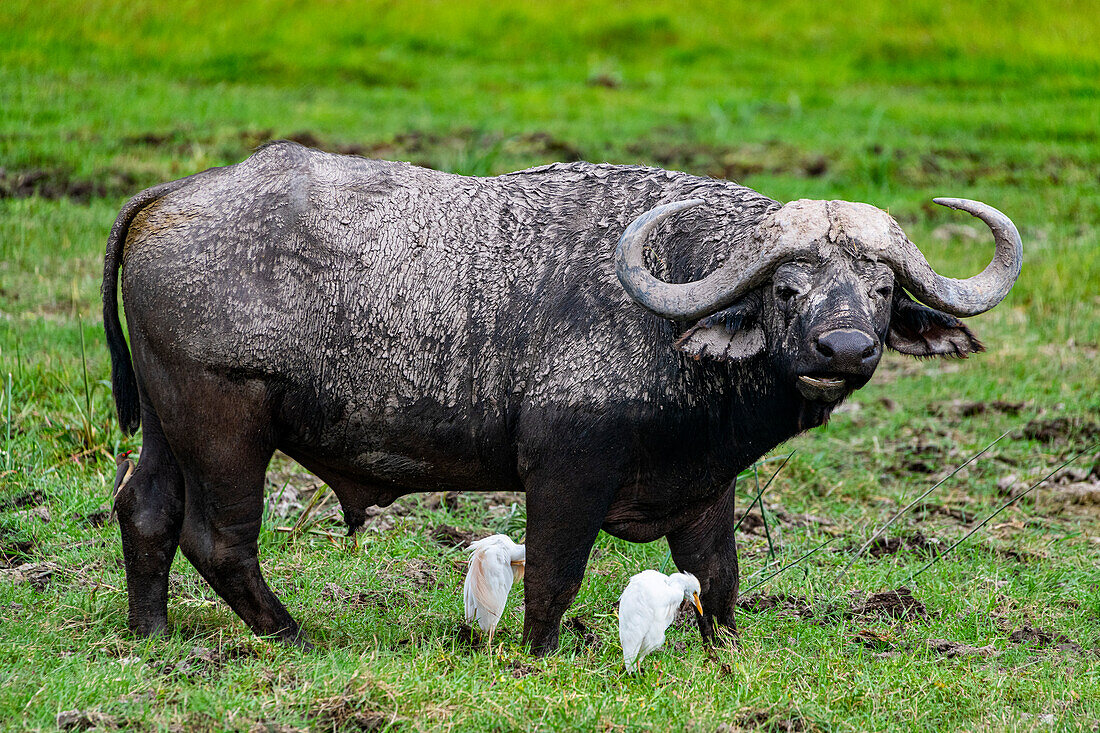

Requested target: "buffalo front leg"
[
  {"left": 666, "top": 480, "right": 739, "bottom": 643},
  {"left": 521, "top": 469, "right": 614, "bottom": 656},
  {"left": 115, "top": 403, "right": 184, "bottom": 637}
]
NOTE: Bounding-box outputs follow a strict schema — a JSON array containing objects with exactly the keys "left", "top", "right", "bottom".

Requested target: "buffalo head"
[{"left": 616, "top": 196, "right": 1022, "bottom": 410}]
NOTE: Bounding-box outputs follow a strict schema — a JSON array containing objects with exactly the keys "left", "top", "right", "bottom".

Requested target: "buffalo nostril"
[{"left": 815, "top": 329, "right": 879, "bottom": 370}]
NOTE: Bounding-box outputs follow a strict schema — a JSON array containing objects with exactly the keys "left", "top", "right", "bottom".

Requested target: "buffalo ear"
[
  {"left": 674, "top": 294, "right": 765, "bottom": 362},
  {"left": 887, "top": 290, "right": 984, "bottom": 357}
]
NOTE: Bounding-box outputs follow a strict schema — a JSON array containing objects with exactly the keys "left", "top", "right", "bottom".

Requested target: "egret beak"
[{"left": 692, "top": 592, "right": 704, "bottom": 616}]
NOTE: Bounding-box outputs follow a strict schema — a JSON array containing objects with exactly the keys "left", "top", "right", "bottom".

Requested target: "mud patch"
[
  {"left": 851, "top": 629, "right": 897, "bottom": 653},
  {"left": 913, "top": 503, "right": 976, "bottom": 524},
  {"left": 563, "top": 616, "right": 600, "bottom": 649},
  {"left": 861, "top": 531, "right": 941, "bottom": 559},
  {"left": 0, "top": 489, "right": 46, "bottom": 512},
  {"left": 851, "top": 587, "right": 927, "bottom": 620},
  {"left": 56, "top": 709, "right": 120, "bottom": 731},
  {"left": 152, "top": 644, "right": 258, "bottom": 679},
  {"left": 510, "top": 661, "right": 540, "bottom": 678},
  {"left": 626, "top": 139, "right": 829, "bottom": 182},
  {"left": 455, "top": 623, "right": 478, "bottom": 648},
  {"left": 0, "top": 538, "right": 35, "bottom": 567},
  {"left": 0, "top": 167, "right": 136, "bottom": 203},
  {"left": 321, "top": 582, "right": 410, "bottom": 611},
  {"left": 1023, "top": 417, "right": 1100, "bottom": 445},
  {"left": 925, "top": 638, "right": 997, "bottom": 658},
  {"left": 1009, "top": 625, "right": 1083, "bottom": 653},
  {"left": 737, "top": 593, "right": 816, "bottom": 620},
  {"left": 378, "top": 557, "right": 441, "bottom": 589},
  {"left": 957, "top": 400, "right": 1026, "bottom": 418},
  {"left": 282, "top": 128, "right": 585, "bottom": 167},
  {"left": 1, "top": 561, "right": 58, "bottom": 590},
  {"left": 430, "top": 524, "right": 482, "bottom": 549},
  {"left": 731, "top": 709, "right": 807, "bottom": 732},
  {"left": 77, "top": 504, "right": 113, "bottom": 528},
  {"left": 309, "top": 694, "right": 388, "bottom": 732}
]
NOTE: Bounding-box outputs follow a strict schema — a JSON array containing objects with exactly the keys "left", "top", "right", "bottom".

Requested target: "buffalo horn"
[
  {"left": 885, "top": 198, "right": 1023, "bottom": 317},
  {"left": 615, "top": 200, "right": 796, "bottom": 321}
]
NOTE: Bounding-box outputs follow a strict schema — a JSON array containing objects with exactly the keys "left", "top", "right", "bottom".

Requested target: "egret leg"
[{"left": 666, "top": 480, "right": 740, "bottom": 643}]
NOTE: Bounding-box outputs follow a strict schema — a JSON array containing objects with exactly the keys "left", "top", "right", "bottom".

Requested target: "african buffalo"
[{"left": 103, "top": 141, "right": 1021, "bottom": 652}]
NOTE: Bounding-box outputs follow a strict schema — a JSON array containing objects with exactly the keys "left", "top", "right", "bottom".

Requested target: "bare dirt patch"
[
  {"left": 563, "top": 616, "right": 601, "bottom": 649},
  {"left": 729, "top": 709, "right": 808, "bottom": 732},
  {"left": 0, "top": 489, "right": 46, "bottom": 512},
  {"left": 56, "top": 709, "right": 120, "bottom": 731},
  {"left": 850, "top": 587, "right": 928, "bottom": 620},
  {"left": 0, "top": 167, "right": 136, "bottom": 203},
  {"left": 925, "top": 638, "right": 998, "bottom": 658},
  {"left": 1023, "top": 417, "right": 1100, "bottom": 445},
  {"left": 1009, "top": 625, "right": 1083, "bottom": 654},
  {"left": 308, "top": 693, "right": 388, "bottom": 732},
  {"left": 430, "top": 524, "right": 483, "bottom": 549},
  {"left": 860, "top": 531, "right": 942, "bottom": 559},
  {"left": 1, "top": 561, "right": 58, "bottom": 590}
]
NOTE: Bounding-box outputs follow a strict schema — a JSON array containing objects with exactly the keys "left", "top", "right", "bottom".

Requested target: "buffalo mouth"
[{"left": 796, "top": 374, "right": 849, "bottom": 403}]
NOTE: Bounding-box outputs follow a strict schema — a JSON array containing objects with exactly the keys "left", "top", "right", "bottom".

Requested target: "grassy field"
[{"left": 2, "top": 1, "right": 1099, "bottom": 730}]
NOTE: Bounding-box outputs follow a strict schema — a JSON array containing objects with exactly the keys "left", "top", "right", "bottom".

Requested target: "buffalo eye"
[{"left": 775, "top": 284, "right": 799, "bottom": 303}]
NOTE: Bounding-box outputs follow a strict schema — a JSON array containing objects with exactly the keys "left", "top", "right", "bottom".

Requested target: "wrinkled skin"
[{"left": 104, "top": 142, "right": 983, "bottom": 653}]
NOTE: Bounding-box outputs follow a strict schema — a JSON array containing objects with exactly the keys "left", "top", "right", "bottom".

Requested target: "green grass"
[{"left": 2, "top": 1, "right": 1099, "bottom": 730}]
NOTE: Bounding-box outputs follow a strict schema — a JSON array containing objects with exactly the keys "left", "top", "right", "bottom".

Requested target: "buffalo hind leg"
[
  {"left": 116, "top": 402, "right": 184, "bottom": 637},
  {"left": 170, "top": 398, "right": 304, "bottom": 645},
  {"left": 666, "top": 481, "right": 739, "bottom": 643},
  {"left": 521, "top": 469, "right": 614, "bottom": 656}
]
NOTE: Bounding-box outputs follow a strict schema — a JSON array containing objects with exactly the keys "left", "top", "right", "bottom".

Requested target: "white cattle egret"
[
  {"left": 463, "top": 534, "right": 525, "bottom": 642},
  {"left": 618, "top": 570, "right": 703, "bottom": 672}
]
